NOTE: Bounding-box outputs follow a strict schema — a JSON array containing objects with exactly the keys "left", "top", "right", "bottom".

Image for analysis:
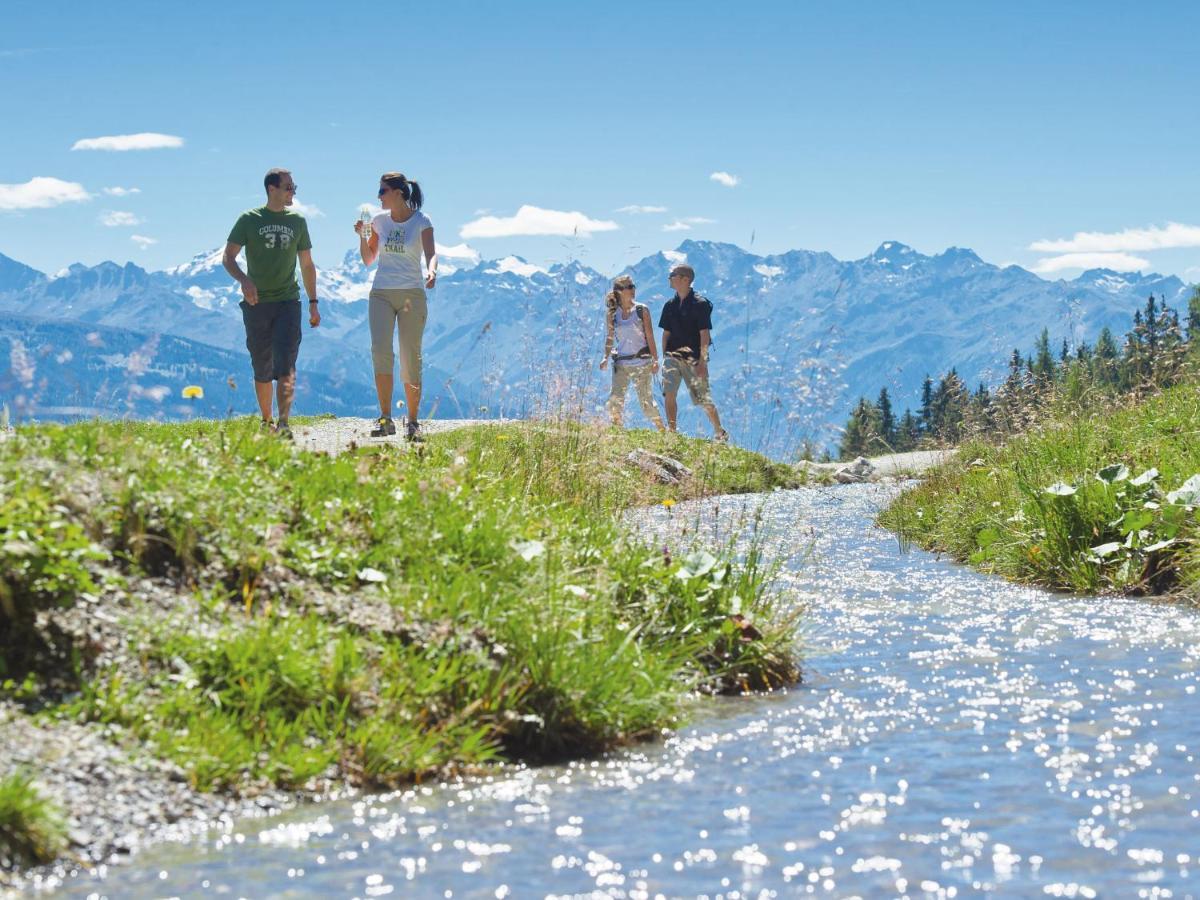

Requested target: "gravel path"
[
  {"left": 797, "top": 447, "right": 957, "bottom": 480},
  {"left": 292, "top": 417, "right": 505, "bottom": 456}
]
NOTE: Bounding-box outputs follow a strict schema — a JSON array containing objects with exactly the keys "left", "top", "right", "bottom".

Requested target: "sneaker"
[
  {"left": 715, "top": 428, "right": 730, "bottom": 444},
  {"left": 370, "top": 416, "right": 396, "bottom": 437},
  {"left": 405, "top": 420, "right": 424, "bottom": 443},
  {"left": 260, "top": 418, "right": 274, "bottom": 433},
  {"left": 275, "top": 422, "right": 293, "bottom": 440}
]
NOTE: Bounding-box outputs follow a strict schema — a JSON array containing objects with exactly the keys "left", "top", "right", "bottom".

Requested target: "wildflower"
[
  {"left": 662, "top": 498, "right": 676, "bottom": 509},
  {"left": 182, "top": 385, "right": 204, "bottom": 399}
]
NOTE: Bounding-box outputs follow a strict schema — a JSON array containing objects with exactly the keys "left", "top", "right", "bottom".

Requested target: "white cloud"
[
  {"left": 616, "top": 205, "right": 668, "bottom": 214},
  {"left": 100, "top": 210, "right": 142, "bottom": 227},
  {"left": 1183, "top": 266, "right": 1200, "bottom": 281},
  {"left": 1029, "top": 222, "right": 1200, "bottom": 254},
  {"left": 460, "top": 205, "right": 618, "bottom": 239},
  {"left": 0, "top": 176, "right": 91, "bottom": 211},
  {"left": 102, "top": 186, "right": 141, "bottom": 196},
  {"left": 289, "top": 200, "right": 323, "bottom": 218},
  {"left": 663, "top": 250, "right": 688, "bottom": 264},
  {"left": 130, "top": 235, "right": 158, "bottom": 248},
  {"left": 71, "top": 132, "right": 184, "bottom": 151},
  {"left": 1029, "top": 252, "right": 1149, "bottom": 274},
  {"left": 662, "top": 217, "right": 713, "bottom": 232},
  {"left": 710, "top": 171, "right": 740, "bottom": 188},
  {"left": 436, "top": 242, "right": 481, "bottom": 264}
]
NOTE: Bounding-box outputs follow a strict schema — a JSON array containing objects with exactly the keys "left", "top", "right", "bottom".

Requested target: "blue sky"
[{"left": 2, "top": 0, "right": 1199, "bottom": 283}]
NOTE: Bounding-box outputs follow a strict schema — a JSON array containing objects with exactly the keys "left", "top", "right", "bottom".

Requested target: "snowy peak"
[
  {"left": 164, "top": 247, "right": 227, "bottom": 278},
  {"left": 869, "top": 241, "right": 917, "bottom": 263},
  {"left": 938, "top": 247, "right": 982, "bottom": 263}
]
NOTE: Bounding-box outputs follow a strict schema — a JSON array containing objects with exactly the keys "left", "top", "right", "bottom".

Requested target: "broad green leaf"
[
  {"left": 1166, "top": 474, "right": 1200, "bottom": 507},
  {"left": 676, "top": 550, "right": 718, "bottom": 580},
  {"left": 1045, "top": 482, "right": 1076, "bottom": 496},
  {"left": 1121, "top": 510, "right": 1154, "bottom": 534},
  {"left": 1090, "top": 542, "right": 1122, "bottom": 557},
  {"left": 1130, "top": 468, "right": 1159, "bottom": 487},
  {"left": 512, "top": 539, "right": 545, "bottom": 561},
  {"left": 1096, "top": 463, "right": 1130, "bottom": 484},
  {"left": 976, "top": 527, "right": 1001, "bottom": 549}
]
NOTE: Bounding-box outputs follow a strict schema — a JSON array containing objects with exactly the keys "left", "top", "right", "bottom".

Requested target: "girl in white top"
[
  {"left": 354, "top": 172, "right": 437, "bottom": 440},
  {"left": 599, "top": 275, "right": 665, "bottom": 431}
]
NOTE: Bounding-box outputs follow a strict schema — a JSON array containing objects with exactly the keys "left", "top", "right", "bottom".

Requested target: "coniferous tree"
[
  {"left": 876, "top": 387, "right": 896, "bottom": 451},
  {"left": 1186, "top": 285, "right": 1200, "bottom": 343},
  {"left": 1094, "top": 327, "right": 1120, "bottom": 387},
  {"left": 897, "top": 408, "right": 920, "bottom": 452},
  {"left": 1033, "top": 329, "right": 1055, "bottom": 385},
  {"left": 919, "top": 375, "right": 934, "bottom": 434},
  {"left": 839, "top": 396, "right": 881, "bottom": 460}
]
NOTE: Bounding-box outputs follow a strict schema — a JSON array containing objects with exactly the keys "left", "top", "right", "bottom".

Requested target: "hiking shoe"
[
  {"left": 275, "top": 422, "right": 293, "bottom": 440},
  {"left": 405, "top": 420, "right": 424, "bottom": 443},
  {"left": 370, "top": 416, "right": 396, "bottom": 437},
  {"left": 715, "top": 428, "right": 730, "bottom": 444}
]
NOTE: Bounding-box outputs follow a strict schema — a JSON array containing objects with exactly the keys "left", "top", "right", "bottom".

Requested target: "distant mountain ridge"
[{"left": 0, "top": 241, "right": 1190, "bottom": 453}]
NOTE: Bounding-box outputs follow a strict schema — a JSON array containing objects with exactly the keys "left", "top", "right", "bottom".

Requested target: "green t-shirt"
[{"left": 227, "top": 207, "right": 312, "bottom": 303}]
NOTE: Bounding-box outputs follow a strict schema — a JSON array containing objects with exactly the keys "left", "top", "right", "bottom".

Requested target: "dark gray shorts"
[{"left": 240, "top": 299, "right": 302, "bottom": 382}]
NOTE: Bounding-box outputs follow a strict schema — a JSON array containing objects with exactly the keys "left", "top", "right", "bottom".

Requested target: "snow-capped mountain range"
[{"left": 0, "top": 240, "right": 1190, "bottom": 453}]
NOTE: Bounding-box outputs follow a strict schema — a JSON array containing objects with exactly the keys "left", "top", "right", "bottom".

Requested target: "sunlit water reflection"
[{"left": 54, "top": 484, "right": 1200, "bottom": 898}]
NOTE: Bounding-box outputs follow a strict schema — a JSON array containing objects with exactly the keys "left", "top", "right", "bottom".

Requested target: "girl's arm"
[
  {"left": 356, "top": 218, "right": 379, "bottom": 266},
  {"left": 422, "top": 227, "right": 438, "bottom": 288},
  {"left": 600, "top": 309, "right": 614, "bottom": 369},
  {"left": 642, "top": 309, "right": 660, "bottom": 372}
]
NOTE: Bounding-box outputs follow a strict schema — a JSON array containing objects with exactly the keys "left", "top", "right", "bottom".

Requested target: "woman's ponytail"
[
  {"left": 406, "top": 180, "right": 423, "bottom": 210},
  {"left": 380, "top": 172, "right": 424, "bottom": 210}
]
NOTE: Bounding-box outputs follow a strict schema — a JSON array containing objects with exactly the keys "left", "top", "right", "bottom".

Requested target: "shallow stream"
[{"left": 54, "top": 484, "right": 1200, "bottom": 897}]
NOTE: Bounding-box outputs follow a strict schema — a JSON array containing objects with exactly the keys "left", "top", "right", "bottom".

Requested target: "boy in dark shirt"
[{"left": 658, "top": 264, "right": 728, "bottom": 441}]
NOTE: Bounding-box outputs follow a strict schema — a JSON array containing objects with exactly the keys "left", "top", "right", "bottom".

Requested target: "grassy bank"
[
  {"left": 879, "top": 384, "right": 1200, "bottom": 597},
  {"left": 0, "top": 418, "right": 799, "bottom": 867}
]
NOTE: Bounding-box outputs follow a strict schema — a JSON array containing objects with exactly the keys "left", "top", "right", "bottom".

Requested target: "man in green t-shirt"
[{"left": 222, "top": 167, "right": 320, "bottom": 439}]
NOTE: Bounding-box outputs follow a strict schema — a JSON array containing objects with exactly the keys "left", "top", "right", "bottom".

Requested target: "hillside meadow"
[{"left": 0, "top": 417, "right": 801, "bottom": 870}]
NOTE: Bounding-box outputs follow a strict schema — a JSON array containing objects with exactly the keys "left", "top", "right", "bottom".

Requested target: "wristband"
[{"left": 308, "top": 298, "right": 319, "bottom": 304}]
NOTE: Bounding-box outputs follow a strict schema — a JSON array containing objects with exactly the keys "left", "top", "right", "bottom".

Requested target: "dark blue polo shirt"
[{"left": 658, "top": 290, "right": 713, "bottom": 362}]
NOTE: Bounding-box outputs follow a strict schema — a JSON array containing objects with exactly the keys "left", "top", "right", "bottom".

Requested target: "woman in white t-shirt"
[
  {"left": 354, "top": 172, "right": 437, "bottom": 441},
  {"left": 599, "top": 275, "right": 665, "bottom": 431}
]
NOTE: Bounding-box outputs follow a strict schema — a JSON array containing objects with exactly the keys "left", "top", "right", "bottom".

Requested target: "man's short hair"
[
  {"left": 670, "top": 264, "right": 695, "bottom": 282},
  {"left": 264, "top": 168, "right": 291, "bottom": 192}
]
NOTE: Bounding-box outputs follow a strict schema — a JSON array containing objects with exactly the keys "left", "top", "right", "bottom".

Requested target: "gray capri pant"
[{"left": 369, "top": 288, "right": 427, "bottom": 385}]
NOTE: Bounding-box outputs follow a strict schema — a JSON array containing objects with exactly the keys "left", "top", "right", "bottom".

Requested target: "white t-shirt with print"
[{"left": 372, "top": 210, "right": 433, "bottom": 289}]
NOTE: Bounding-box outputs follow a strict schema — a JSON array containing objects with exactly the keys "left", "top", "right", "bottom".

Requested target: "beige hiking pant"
[
  {"left": 369, "top": 288, "right": 427, "bottom": 385},
  {"left": 608, "top": 363, "right": 663, "bottom": 426}
]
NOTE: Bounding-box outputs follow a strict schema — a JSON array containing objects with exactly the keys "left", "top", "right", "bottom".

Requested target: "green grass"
[
  {"left": 0, "top": 772, "right": 65, "bottom": 869},
  {"left": 1, "top": 418, "right": 800, "bottom": 809},
  {"left": 879, "top": 383, "right": 1200, "bottom": 597}
]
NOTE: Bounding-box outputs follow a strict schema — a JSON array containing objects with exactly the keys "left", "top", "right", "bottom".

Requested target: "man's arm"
[
  {"left": 642, "top": 312, "right": 660, "bottom": 373},
  {"left": 298, "top": 249, "right": 320, "bottom": 327},
  {"left": 222, "top": 241, "right": 257, "bottom": 305},
  {"left": 696, "top": 329, "right": 711, "bottom": 379}
]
